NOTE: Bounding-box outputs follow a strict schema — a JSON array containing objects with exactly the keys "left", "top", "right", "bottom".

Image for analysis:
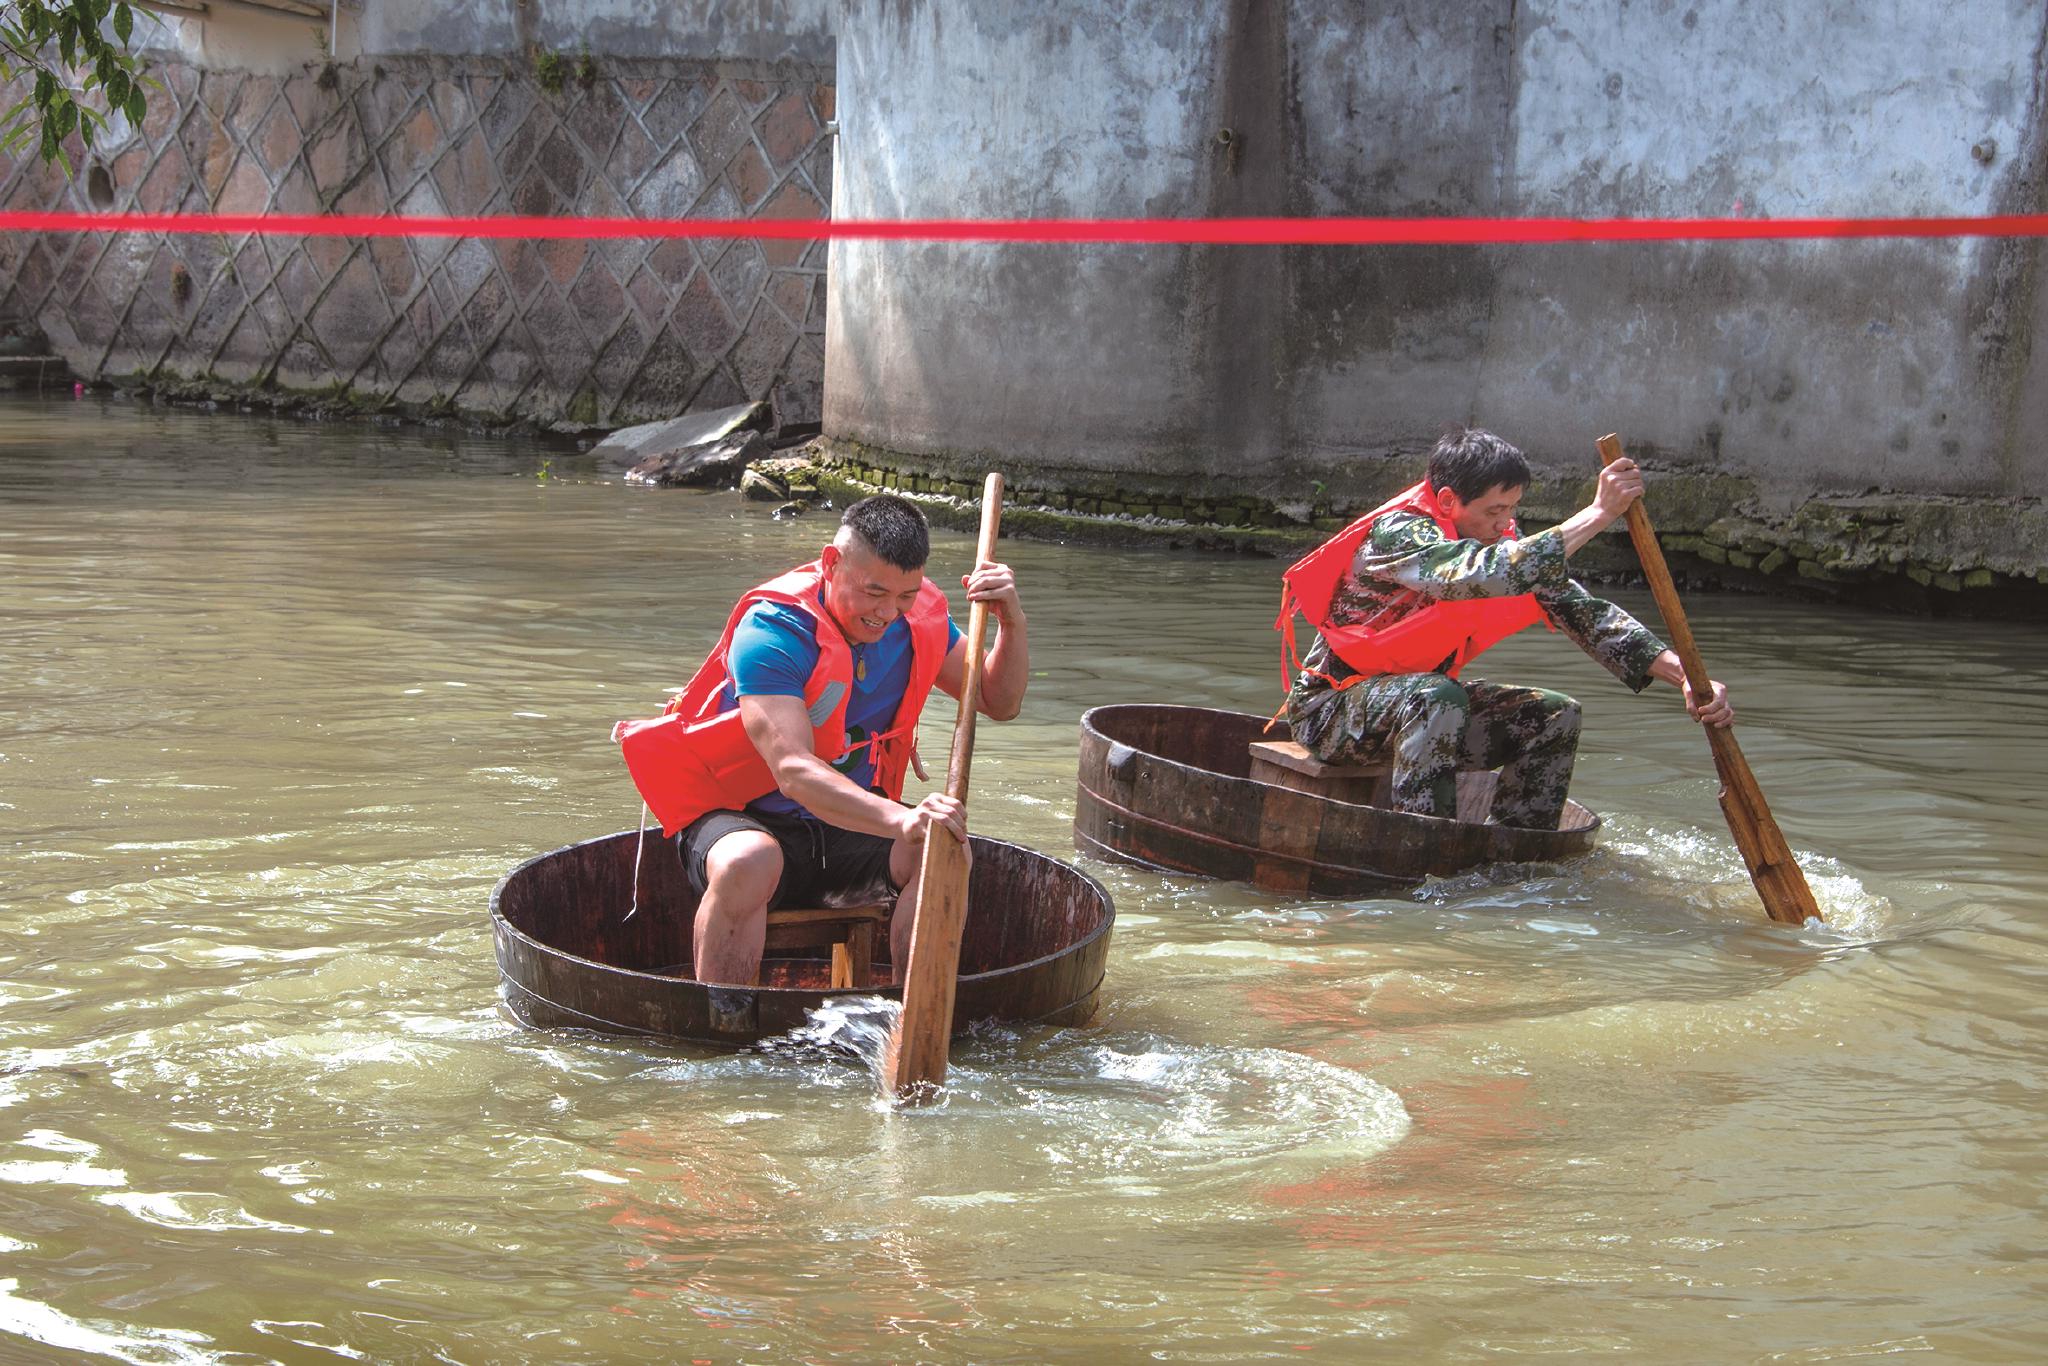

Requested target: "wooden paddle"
[
  {"left": 1596, "top": 434, "right": 1821, "bottom": 926},
  {"left": 884, "top": 472, "right": 1005, "bottom": 1103}
]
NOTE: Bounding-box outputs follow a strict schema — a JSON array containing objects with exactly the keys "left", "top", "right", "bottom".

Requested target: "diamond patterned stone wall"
[{"left": 0, "top": 55, "right": 834, "bottom": 427}]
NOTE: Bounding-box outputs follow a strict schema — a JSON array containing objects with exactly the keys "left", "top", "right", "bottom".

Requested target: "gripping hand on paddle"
[
  {"left": 897, "top": 792, "right": 968, "bottom": 846},
  {"left": 961, "top": 561, "right": 1023, "bottom": 625},
  {"left": 1683, "top": 678, "right": 1735, "bottom": 727},
  {"left": 1593, "top": 456, "right": 1646, "bottom": 521},
  {"left": 939, "top": 561, "right": 1031, "bottom": 721},
  {"left": 1649, "top": 650, "right": 1735, "bottom": 727},
  {"left": 1557, "top": 457, "right": 1650, "bottom": 555}
]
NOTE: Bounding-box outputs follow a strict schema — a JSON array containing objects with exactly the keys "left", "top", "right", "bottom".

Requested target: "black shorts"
[{"left": 676, "top": 806, "right": 901, "bottom": 911}]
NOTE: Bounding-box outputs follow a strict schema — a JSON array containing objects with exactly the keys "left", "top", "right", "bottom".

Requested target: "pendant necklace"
[{"left": 855, "top": 644, "right": 868, "bottom": 683}]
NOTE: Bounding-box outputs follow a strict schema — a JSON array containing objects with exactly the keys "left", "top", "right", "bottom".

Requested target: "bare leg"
[
  {"left": 692, "top": 830, "right": 784, "bottom": 986},
  {"left": 885, "top": 829, "right": 971, "bottom": 984}
]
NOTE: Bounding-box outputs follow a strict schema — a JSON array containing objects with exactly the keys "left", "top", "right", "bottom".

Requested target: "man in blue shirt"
[{"left": 679, "top": 495, "right": 1029, "bottom": 986}]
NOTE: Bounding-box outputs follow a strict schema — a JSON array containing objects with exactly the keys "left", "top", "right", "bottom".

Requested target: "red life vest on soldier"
[
  {"left": 611, "top": 561, "right": 954, "bottom": 836},
  {"left": 1274, "top": 480, "right": 1548, "bottom": 688}
]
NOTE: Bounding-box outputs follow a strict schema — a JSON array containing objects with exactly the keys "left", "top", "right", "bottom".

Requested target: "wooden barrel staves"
[
  {"left": 492, "top": 830, "right": 1114, "bottom": 1046},
  {"left": 1074, "top": 704, "right": 1600, "bottom": 897}
]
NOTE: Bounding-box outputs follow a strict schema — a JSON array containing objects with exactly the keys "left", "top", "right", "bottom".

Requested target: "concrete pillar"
[{"left": 826, "top": 0, "right": 2048, "bottom": 512}]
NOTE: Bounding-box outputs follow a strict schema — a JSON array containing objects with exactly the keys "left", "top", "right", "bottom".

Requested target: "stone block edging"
[{"left": 792, "top": 440, "right": 2048, "bottom": 614}]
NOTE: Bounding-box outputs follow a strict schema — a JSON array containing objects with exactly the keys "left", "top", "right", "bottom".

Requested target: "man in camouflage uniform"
[{"left": 1287, "top": 428, "right": 1733, "bottom": 829}]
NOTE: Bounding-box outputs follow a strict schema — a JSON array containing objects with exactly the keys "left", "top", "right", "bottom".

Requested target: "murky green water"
[{"left": 4, "top": 395, "right": 2046, "bottom": 1362}]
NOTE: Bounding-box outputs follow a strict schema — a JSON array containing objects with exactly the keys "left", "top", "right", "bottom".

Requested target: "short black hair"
[
  {"left": 840, "top": 494, "right": 930, "bottom": 571},
  {"left": 1427, "top": 427, "right": 1531, "bottom": 502}
]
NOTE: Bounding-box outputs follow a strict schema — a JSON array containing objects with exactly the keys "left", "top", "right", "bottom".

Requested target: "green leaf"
[{"left": 0, "top": 0, "right": 151, "bottom": 180}]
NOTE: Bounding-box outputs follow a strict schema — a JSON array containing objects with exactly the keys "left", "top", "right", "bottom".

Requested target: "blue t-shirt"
[{"left": 722, "top": 594, "right": 962, "bottom": 819}]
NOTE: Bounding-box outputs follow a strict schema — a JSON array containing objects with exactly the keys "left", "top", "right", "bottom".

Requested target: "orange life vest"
[
  {"left": 1275, "top": 479, "right": 1548, "bottom": 690},
  {"left": 612, "top": 562, "right": 954, "bottom": 836}
]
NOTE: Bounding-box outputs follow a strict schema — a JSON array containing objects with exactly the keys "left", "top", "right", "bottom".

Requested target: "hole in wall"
[{"left": 87, "top": 163, "right": 114, "bottom": 209}]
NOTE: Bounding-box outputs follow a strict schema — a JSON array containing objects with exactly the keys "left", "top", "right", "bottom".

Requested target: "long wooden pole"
[
  {"left": 884, "top": 472, "right": 1005, "bottom": 1102},
  {"left": 1596, "top": 434, "right": 1821, "bottom": 925}
]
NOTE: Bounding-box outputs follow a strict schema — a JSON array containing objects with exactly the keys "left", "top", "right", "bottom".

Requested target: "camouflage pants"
[{"left": 1287, "top": 674, "right": 1583, "bottom": 829}]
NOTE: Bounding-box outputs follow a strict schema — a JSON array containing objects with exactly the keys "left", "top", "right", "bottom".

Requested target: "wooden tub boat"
[
  {"left": 493, "top": 829, "right": 1114, "bottom": 1046},
  {"left": 1075, "top": 703, "right": 1601, "bottom": 897}
]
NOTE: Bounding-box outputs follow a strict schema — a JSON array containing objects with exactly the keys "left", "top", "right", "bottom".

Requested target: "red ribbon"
[{"left": 4, "top": 210, "right": 2048, "bottom": 243}]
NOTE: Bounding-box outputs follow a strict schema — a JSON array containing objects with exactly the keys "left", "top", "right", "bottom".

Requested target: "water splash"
[
  {"left": 684, "top": 1000, "right": 1417, "bottom": 1196},
  {"left": 1411, "top": 824, "right": 1959, "bottom": 949},
  {"left": 762, "top": 992, "right": 904, "bottom": 1095},
  {"left": 914, "top": 1032, "right": 1412, "bottom": 1197}
]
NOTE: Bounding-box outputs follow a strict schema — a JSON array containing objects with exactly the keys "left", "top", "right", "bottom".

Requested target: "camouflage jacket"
[{"left": 1293, "top": 511, "right": 1667, "bottom": 696}]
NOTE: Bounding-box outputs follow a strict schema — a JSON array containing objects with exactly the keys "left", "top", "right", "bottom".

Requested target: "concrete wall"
[
  {"left": 355, "top": 2, "right": 520, "bottom": 61},
  {"left": 828, "top": 2, "right": 1226, "bottom": 477},
  {"left": 146, "top": 3, "right": 336, "bottom": 75},
  {"left": 1477, "top": 1, "right": 2043, "bottom": 501},
  {"left": 136, "top": 0, "right": 836, "bottom": 67},
  {"left": 826, "top": 0, "right": 2048, "bottom": 565},
  {"left": 357, "top": 0, "right": 834, "bottom": 65},
  {"left": 5, "top": 0, "right": 2042, "bottom": 593}
]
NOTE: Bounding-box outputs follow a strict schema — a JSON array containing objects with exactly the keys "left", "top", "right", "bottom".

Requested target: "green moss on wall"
[{"left": 801, "top": 438, "right": 2047, "bottom": 616}]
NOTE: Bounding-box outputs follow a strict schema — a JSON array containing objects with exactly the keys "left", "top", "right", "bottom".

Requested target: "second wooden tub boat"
[
  {"left": 1074, "top": 703, "right": 1601, "bottom": 897},
  {"left": 493, "top": 829, "right": 1114, "bottom": 1046}
]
